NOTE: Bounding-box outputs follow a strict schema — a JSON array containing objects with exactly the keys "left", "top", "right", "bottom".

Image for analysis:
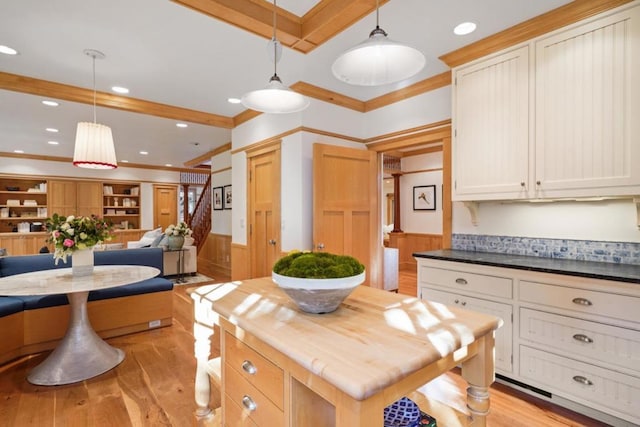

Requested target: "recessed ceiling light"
[
  {"left": 14, "top": 150, "right": 24, "bottom": 153},
  {"left": 45, "top": 128, "right": 59, "bottom": 133},
  {"left": 139, "top": 151, "right": 148, "bottom": 155},
  {"left": 176, "top": 123, "right": 188, "bottom": 128},
  {"left": 47, "top": 141, "right": 59, "bottom": 145},
  {"left": 111, "top": 86, "right": 129, "bottom": 94},
  {"left": 121, "top": 159, "right": 129, "bottom": 163},
  {"left": 454, "top": 22, "right": 477, "bottom": 36},
  {"left": 42, "top": 100, "right": 59, "bottom": 107},
  {"left": 227, "top": 98, "right": 242, "bottom": 104},
  {"left": 0, "top": 45, "right": 18, "bottom": 55},
  {"left": 165, "top": 163, "right": 173, "bottom": 167}
]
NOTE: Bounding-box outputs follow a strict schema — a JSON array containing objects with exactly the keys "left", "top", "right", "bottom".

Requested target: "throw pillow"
[
  {"left": 138, "top": 227, "right": 162, "bottom": 247},
  {"left": 150, "top": 233, "right": 165, "bottom": 247}
]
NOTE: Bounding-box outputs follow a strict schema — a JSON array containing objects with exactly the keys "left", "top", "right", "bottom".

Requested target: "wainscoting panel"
[
  {"left": 388, "top": 232, "right": 443, "bottom": 270},
  {"left": 231, "top": 243, "right": 249, "bottom": 281},
  {"left": 198, "top": 233, "right": 231, "bottom": 279}
]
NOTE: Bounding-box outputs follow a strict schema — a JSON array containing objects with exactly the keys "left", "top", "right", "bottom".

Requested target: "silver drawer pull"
[
  {"left": 572, "top": 375, "right": 593, "bottom": 386},
  {"left": 241, "top": 360, "right": 257, "bottom": 375},
  {"left": 572, "top": 297, "right": 592, "bottom": 306},
  {"left": 455, "top": 278, "right": 468, "bottom": 285},
  {"left": 573, "top": 334, "right": 593, "bottom": 344},
  {"left": 242, "top": 395, "right": 257, "bottom": 411}
]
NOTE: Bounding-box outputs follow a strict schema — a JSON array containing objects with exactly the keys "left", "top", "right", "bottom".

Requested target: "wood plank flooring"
[{"left": 0, "top": 271, "right": 607, "bottom": 426}]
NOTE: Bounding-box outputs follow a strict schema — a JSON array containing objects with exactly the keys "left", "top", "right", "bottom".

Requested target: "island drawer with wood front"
[{"left": 222, "top": 331, "right": 284, "bottom": 426}]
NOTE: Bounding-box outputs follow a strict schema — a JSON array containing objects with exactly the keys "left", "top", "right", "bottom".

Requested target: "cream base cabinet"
[
  {"left": 416, "top": 256, "right": 640, "bottom": 426},
  {"left": 534, "top": 5, "right": 640, "bottom": 198},
  {"left": 452, "top": 45, "right": 530, "bottom": 201}
]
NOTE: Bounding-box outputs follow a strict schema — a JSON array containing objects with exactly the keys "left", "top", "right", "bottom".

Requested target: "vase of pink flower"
[{"left": 46, "top": 214, "right": 113, "bottom": 276}]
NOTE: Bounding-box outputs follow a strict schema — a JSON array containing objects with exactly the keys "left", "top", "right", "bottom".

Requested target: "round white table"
[{"left": 0, "top": 265, "right": 160, "bottom": 386}]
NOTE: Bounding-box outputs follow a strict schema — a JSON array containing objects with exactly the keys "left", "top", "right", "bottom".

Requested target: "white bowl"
[{"left": 272, "top": 271, "right": 365, "bottom": 314}]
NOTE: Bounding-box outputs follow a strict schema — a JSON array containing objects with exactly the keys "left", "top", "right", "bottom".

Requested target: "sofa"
[
  {"left": 126, "top": 228, "right": 197, "bottom": 276},
  {"left": 0, "top": 247, "right": 174, "bottom": 365}
]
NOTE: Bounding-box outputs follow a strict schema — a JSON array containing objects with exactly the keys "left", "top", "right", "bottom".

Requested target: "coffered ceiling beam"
[
  {"left": 0, "top": 72, "right": 234, "bottom": 128},
  {"left": 172, "top": 0, "right": 388, "bottom": 54}
]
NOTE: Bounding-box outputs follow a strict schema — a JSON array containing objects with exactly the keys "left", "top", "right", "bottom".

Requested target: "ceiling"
[{"left": 0, "top": 0, "right": 572, "bottom": 168}]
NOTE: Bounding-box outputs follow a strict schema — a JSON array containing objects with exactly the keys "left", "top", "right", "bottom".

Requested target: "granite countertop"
[{"left": 414, "top": 249, "right": 640, "bottom": 284}]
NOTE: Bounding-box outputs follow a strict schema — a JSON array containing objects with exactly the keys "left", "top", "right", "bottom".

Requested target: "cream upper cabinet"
[
  {"left": 453, "top": 3, "right": 640, "bottom": 201},
  {"left": 534, "top": 5, "right": 640, "bottom": 198},
  {"left": 452, "top": 45, "right": 530, "bottom": 201}
]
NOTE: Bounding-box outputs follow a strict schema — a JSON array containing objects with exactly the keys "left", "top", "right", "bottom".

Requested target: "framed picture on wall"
[
  {"left": 413, "top": 185, "right": 436, "bottom": 211},
  {"left": 223, "top": 185, "right": 232, "bottom": 210},
  {"left": 213, "top": 187, "right": 223, "bottom": 210}
]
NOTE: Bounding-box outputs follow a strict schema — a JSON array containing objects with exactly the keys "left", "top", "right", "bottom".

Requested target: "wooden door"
[
  {"left": 153, "top": 185, "right": 178, "bottom": 230},
  {"left": 76, "top": 181, "right": 102, "bottom": 217},
  {"left": 248, "top": 147, "right": 281, "bottom": 279},
  {"left": 48, "top": 180, "right": 76, "bottom": 217},
  {"left": 313, "top": 144, "right": 379, "bottom": 287}
]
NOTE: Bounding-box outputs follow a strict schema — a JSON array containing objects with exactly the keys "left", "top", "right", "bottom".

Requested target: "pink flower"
[
  {"left": 53, "top": 230, "right": 60, "bottom": 238},
  {"left": 63, "top": 238, "right": 75, "bottom": 248}
]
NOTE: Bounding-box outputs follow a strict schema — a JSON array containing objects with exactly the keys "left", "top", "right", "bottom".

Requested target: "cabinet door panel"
[
  {"left": 535, "top": 6, "right": 640, "bottom": 196},
  {"left": 421, "top": 286, "right": 513, "bottom": 372},
  {"left": 453, "top": 46, "right": 529, "bottom": 200}
]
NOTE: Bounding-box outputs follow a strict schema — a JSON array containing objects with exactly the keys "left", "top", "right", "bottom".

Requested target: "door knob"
[
  {"left": 268, "top": 239, "right": 276, "bottom": 246},
  {"left": 316, "top": 243, "right": 325, "bottom": 250}
]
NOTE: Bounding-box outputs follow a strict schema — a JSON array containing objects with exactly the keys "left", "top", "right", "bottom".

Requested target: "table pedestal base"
[{"left": 27, "top": 291, "right": 124, "bottom": 386}]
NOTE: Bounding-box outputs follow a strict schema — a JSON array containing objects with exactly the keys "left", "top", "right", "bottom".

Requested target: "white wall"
[
  {"left": 400, "top": 152, "right": 443, "bottom": 234},
  {"left": 211, "top": 150, "right": 232, "bottom": 236},
  {"left": 453, "top": 199, "right": 640, "bottom": 243}
]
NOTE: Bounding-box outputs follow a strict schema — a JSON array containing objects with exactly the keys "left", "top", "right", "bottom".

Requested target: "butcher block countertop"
[
  {"left": 193, "top": 277, "right": 501, "bottom": 401},
  {"left": 414, "top": 249, "right": 640, "bottom": 284}
]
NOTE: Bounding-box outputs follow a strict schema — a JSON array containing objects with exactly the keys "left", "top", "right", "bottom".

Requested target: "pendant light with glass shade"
[
  {"left": 73, "top": 49, "right": 118, "bottom": 169},
  {"left": 332, "top": 0, "right": 425, "bottom": 86},
  {"left": 241, "top": 0, "right": 309, "bottom": 114}
]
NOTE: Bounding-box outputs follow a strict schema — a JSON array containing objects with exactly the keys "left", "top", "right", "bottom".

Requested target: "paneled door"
[
  {"left": 248, "top": 145, "right": 281, "bottom": 279},
  {"left": 48, "top": 180, "right": 76, "bottom": 217},
  {"left": 153, "top": 185, "right": 177, "bottom": 231},
  {"left": 313, "top": 143, "right": 379, "bottom": 287}
]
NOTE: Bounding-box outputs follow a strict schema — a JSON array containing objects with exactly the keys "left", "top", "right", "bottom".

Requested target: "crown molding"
[
  {"left": 0, "top": 72, "right": 234, "bottom": 128},
  {"left": 439, "top": 0, "right": 633, "bottom": 68},
  {"left": 183, "top": 142, "right": 232, "bottom": 167},
  {"left": 0, "top": 152, "right": 208, "bottom": 173}
]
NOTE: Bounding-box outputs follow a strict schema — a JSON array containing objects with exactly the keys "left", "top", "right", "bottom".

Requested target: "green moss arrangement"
[{"left": 273, "top": 251, "right": 364, "bottom": 279}]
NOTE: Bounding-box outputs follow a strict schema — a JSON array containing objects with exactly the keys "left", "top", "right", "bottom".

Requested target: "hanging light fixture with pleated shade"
[
  {"left": 241, "top": 0, "right": 309, "bottom": 114},
  {"left": 73, "top": 49, "right": 118, "bottom": 169},
  {"left": 332, "top": 0, "right": 425, "bottom": 86}
]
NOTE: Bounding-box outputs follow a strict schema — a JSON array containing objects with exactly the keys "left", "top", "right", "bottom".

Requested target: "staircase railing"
[{"left": 188, "top": 173, "right": 212, "bottom": 252}]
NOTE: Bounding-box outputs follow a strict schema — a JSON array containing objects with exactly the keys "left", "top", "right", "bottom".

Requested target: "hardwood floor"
[{"left": 0, "top": 270, "right": 607, "bottom": 426}]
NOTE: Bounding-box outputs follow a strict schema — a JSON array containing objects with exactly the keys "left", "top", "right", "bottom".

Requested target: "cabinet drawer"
[
  {"left": 225, "top": 332, "right": 284, "bottom": 409},
  {"left": 520, "top": 308, "right": 640, "bottom": 373},
  {"left": 520, "top": 345, "right": 640, "bottom": 423},
  {"left": 224, "top": 396, "right": 259, "bottom": 427},
  {"left": 519, "top": 281, "right": 640, "bottom": 324},
  {"left": 420, "top": 266, "right": 512, "bottom": 299},
  {"left": 224, "top": 364, "right": 284, "bottom": 427}
]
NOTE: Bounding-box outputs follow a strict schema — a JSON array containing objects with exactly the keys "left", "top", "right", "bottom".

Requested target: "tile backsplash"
[{"left": 452, "top": 234, "right": 640, "bottom": 265}]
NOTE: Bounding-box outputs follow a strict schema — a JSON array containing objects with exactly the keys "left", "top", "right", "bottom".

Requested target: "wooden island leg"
[{"left": 461, "top": 334, "right": 495, "bottom": 427}]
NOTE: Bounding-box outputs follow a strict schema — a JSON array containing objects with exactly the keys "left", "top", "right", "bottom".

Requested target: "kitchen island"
[{"left": 190, "top": 277, "right": 501, "bottom": 426}]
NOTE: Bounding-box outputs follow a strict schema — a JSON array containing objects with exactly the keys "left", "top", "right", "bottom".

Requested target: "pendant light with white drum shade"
[{"left": 73, "top": 49, "right": 118, "bottom": 169}]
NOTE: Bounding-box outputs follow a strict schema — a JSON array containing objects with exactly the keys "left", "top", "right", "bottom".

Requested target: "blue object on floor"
[{"left": 384, "top": 397, "right": 421, "bottom": 427}]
